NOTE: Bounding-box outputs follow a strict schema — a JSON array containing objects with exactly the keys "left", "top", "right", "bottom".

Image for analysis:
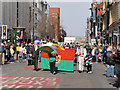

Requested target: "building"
[
  {"left": 86, "top": 18, "right": 91, "bottom": 43},
  {"left": 49, "top": 8, "right": 60, "bottom": 42},
  {"left": 1, "top": 0, "right": 45, "bottom": 42},
  {"left": 90, "top": 0, "right": 98, "bottom": 41},
  {"left": 102, "top": 1, "right": 120, "bottom": 45},
  {"left": 58, "top": 27, "right": 67, "bottom": 42}
]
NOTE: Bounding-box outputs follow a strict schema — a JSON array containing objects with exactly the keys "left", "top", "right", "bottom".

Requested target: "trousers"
[{"left": 77, "top": 56, "right": 84, "bottom": 71}]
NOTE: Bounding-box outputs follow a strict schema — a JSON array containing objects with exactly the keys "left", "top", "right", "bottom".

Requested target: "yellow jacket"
[
  {"left": 10, "top": 48, "right": 14, "bottom": 54},
  {"left": 16, "top": 46, "right": 20, "bottom": 51}
]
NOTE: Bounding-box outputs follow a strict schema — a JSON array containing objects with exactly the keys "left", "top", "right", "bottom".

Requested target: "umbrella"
[
  {"left": 51, "top": 43, "right": 64, "bottom": 51},
  {"left": 38, "top": 43, "right": 64, "bottom": 54},
  {"left": 34, "top": 40, "right": 40, "bottom": 43}
]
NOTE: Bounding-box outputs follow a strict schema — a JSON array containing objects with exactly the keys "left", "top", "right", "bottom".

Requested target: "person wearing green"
[{"left": 49, "top": 50, "right": 57, "bottom": 75}]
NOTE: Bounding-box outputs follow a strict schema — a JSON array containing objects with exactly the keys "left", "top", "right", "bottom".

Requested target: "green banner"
[{"left": 41, "top": 58, "right": 74, "bottom": 71}]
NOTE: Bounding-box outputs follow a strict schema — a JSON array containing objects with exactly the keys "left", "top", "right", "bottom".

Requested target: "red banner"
[{"left": 41, "top": 49, "right": 75, "bottom": 61}]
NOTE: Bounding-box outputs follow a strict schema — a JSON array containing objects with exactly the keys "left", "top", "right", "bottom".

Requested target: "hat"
[{"left": 80, "top": 43, "right": 83, "bottom": 46}]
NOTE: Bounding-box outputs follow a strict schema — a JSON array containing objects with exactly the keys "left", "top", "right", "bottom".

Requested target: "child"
[{"left": 84, "top": 50, "right": 93, "bottom": 73}]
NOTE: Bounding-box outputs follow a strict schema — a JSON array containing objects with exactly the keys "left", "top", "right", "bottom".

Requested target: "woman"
[
  {"left": 10, "top": 45, "right": 14, "bottom": 63},
  {"left": 49, "top": 50, "right": 57, "bottom": 75}
]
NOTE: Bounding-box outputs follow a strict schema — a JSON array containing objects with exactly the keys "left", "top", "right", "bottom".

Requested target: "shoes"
[
  {"left": 53, "top": 71, "right": 56, "bottom": 75},
  {"left": 33, "top": 69, "right": 39, "bottom": 71},
  {"left": 113, "top": 75, "right": 117, "bottom": 78},
  {"left": 51, "top": 71, "right": 56, "bottom": 75},
  {"left": 88, "top": 71, "right": 92, "bottom": 74}
]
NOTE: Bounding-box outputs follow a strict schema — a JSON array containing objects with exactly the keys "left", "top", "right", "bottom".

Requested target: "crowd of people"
[{"left": 0, "top": 39, "right": 120, "bottom": 88}]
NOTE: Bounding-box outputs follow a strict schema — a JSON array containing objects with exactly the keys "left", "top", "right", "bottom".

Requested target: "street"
[{"left": 1, "top": 61, "right": 117, "bottom": 88}]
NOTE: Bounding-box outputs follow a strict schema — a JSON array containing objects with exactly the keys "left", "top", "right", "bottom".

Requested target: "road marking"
[{"left": 1, "top": 76, "right": 60, "bottom": 89}]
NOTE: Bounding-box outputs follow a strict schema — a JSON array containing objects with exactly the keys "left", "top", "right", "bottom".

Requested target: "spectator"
[
  {"left": 115, "top": 44, "right": 120, "bottom": 88},
  {"left": 19, "top": 45, "right": 23, "bottom": 63},
  {"left": 16, "top": 45, "right": 20, "bottom": 60},
  {"left": 10, "top": 45, "right": 14, "bottom": 63},
  {"left": 94, "top": 46, "right": 99, "bottom": 63},
  {"left": 106, "top": 45, "right": 115, "bottom": 77},
  {"left": 0, "top": 41, "right": 4, "bottom": 65}
]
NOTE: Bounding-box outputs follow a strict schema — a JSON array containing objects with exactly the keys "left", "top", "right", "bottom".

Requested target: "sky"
[{"left": 47, "top": 1, "right": 91, "bottom": 37}]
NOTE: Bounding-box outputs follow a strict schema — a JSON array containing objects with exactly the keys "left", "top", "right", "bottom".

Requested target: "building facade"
[{"left": 49, "top": 8, "right": 60, "bottom": 42}]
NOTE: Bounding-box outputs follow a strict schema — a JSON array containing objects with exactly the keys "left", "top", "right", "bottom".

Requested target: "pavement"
[{"left": 1, "top": 60, "right": 119, "bottom": 89}]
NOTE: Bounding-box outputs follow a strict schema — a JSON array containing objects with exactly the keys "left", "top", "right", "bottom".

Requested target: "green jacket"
[{"left": 49, "top": 50, "right": 56, "bottom": 62}]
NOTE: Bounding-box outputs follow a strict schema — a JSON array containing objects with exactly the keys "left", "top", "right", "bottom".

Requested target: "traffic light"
[{"left": 2, "top": 25, "right": 7, "bottom": 40}]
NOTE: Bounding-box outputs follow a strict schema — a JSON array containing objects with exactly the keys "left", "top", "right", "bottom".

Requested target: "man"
[
  {"left": 49, "top": 50, "right": 57, "bottom": 75},
  {"left": 16, "top": 45, "right": 20, "bottom": 60},
  {"left": 77, "top": 43, "right": 87, "bottom": 73},
  {"left": 103, "top": 43, "right": 108, "bottom": 63},
  {"left": 0, "top": 40, "right": 4, "bottom": 65},
  {"left": 26, "top": 43, "right": 33, "bottom": 65},
  {"left": 32, "top": 42, "right": 39, "bottom": 71},
  {"left": 94, "top": 46, "right": 99, "bottom": 63},
  {"left": 106, "top": 45, "right": 115, "bottom": 77},
  {"left": 115, "top": 44, "right": 120, "bottom": 88}
]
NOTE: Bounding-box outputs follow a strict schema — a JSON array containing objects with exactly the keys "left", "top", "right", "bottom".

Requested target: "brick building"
[{"left": 49, "top": 8, "right": 60, "bottom": 42}]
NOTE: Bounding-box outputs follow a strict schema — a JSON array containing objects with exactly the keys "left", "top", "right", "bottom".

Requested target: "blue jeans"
[
  {"left": 95, "top": 55, "right": 98, "bottom": 62},
  {"left": 10, "top": 54, "right": 14, "bottom": 62},
  {"left": 106, "top": 64, "right": 114, "bottom": 77},
  {"left": 19, "top": 57, "right": 23, "bottom": 63},
  {"left": 23, "top": 54, "right": 25, "bottom": 59}
]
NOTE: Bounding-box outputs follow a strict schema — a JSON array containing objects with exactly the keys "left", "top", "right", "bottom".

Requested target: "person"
[
  {"left": 94, "top": 46, "right": 99, "bottom": 63},
  {"left": 91, "top": 46, "right": 96, "bottom": 62},
  {"left": 19, "top": 45, "right": 23, "bottom": 63},
  {"left": 2, "top": 43, "right": 5, "bottom": 65},
  {"left": 22, "top": 45, "right": 26, "bottom": 59},
  {"left": 84, "top": 42, "right": 91, "bottom": 51},
  {"left": 10, "top": 45, "right": 14, "bottom": 63},
  {"left": 26, "top": 43, "right": 33, "bottom": 65},
  {"left": 102, "top": 43, "right": 108, "bottom": 63},
  {"left": 115, "top": 44, "right": 120, "bottom": 88},
  {"left": 16, "top": 45, "right": 20, "bottom": 60},
  {"left": 98, "top": 46, "right": 103, "bottom": 63},
  {"left": 32, "top": 42, "right": 39, "bottom": 71},
  {"left": 6, "top": 44, "right": 10, "bottom": 63},
  {"left": 106, "top": 45, "right": 115, "bottom": 77},
  {"left": 49, "top": 50, "right": 57, "bottom": 75},
  {"left": 0, "top": 40, "right": 4, "bottom": 65},
  {"left": 77, "top": 43, "right": 87, "bottom": 73},
  {"left": 84, "top": 50, "right": 93, "bottom": 73},
  {"left": 69, "top": 43, "right": 74, "bottom": 49}
]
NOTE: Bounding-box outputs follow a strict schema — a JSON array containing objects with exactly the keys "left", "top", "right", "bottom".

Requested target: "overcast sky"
[{"left": 47, "top": 1, "right": 91, "bottom": 37}]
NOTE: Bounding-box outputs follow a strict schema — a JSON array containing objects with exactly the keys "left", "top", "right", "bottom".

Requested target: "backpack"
[{"left": 106, "top": 51, "right": 115, "bottom": 65}]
